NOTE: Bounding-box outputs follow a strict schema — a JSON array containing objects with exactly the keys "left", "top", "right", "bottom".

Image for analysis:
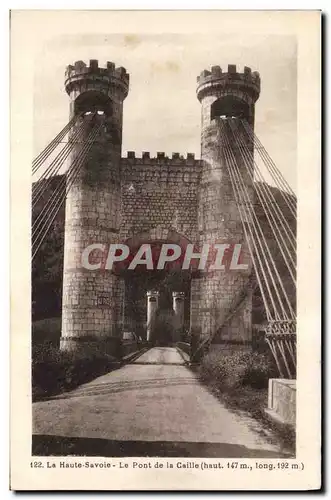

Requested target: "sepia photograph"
[{"left": 10, "top": 9, "right": 321, "bottom": 490}]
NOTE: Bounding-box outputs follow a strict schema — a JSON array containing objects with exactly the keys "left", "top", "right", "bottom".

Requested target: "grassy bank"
[
  {"left": 32, "top": 318, "right": 148, "bottom": 400},
  {"left": 196, "top": 350, "right": 296, "bottom": 452},
  {"left": 32, "top": 318, "right": 121, "bottom": 400},
  {"left": 32, "top": 342, "right": 120, "bottom": 401}
]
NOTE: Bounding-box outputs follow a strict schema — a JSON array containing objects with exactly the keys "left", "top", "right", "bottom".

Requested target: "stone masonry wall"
[
  {"left": 119, "top": 152, "right": 202, "bottom": 336},
  {"left": 120, "top": 152, "right": 202, "bottom": 243},
  {"left": 61, "top": 117, "right": 125, "bottom": 351},
  {"left": 191, "top": 119, "right": 253, "bottom": 344},
  {"left": 61, "top": 60, "right": 129, "bottom": 353}
]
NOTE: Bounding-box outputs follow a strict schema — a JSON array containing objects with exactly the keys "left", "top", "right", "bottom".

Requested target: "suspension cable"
[
  {"left": 227, "top": 119, "right": 296, "bottom": 285},
  {"left": 221, "top": 123, "right": 284, "bottom": 319},
  {"left": 235, "top": 120, "right": 296, "bottom": 248},
  {"left": 32, "top": 119, "right": 100, "bottom": 242},
  {"left": 219, "top": 121, "right": 275, "bottom": 321},
  {"left": 227, "top": 130, "right": 295, "bottom": 320},
  {"left": 244, "top": 119, "right": 296, "bottom": 200},
  {"left": 241, "top": 120, "right": 297, "bottom": 215},
  {"left": 32, "top": 119, "right": 102, "bottom": 260},
  {"left": 32, "top": 119, "right": 89, "bottom": 208},
  {"left": 32, "top": 121, "right": 102, "bottom": 260},
  {"left": 32, "top": 115, "right": 78, "bottom": 175},
  {"left": 220, "top": 119, "right": 295, "bottom": 320}
]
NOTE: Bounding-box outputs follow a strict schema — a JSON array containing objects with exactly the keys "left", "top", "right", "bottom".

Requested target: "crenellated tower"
[
  {"left": 191, "top": 64, "right": 261, "bottom": 347},
  {"left": 60, "top": 60, "right": 129, "bottom": 353}
]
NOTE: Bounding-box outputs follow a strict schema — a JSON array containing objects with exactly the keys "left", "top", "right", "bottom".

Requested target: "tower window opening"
[
  {"left": 211, "top": 96, "right": 250, "bottom": 122},
  {"left": 83, "top": 109, "right": 105, "bottom": 117},
  {"left": 74, "top": 91, "right": 113, "bottom": 117}
]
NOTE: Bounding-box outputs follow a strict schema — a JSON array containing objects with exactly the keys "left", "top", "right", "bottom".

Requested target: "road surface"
[{"left": 33, "top": 347, "right": 292, "bottom": 457}]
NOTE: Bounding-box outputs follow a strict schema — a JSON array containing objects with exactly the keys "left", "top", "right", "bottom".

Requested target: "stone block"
[{"left": 265, "top": 378, "right": 296, "bottom": 427}]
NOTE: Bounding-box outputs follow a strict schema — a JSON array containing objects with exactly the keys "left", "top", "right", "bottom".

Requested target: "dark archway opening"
[
  {"left": 211, "top": 96, "right": 250, "bottom": 122},
  {"left": 74, "top": 91, "right": 113, "bottom": 117},
  {"left": 73, "top": 91, "right": 122, "bottom": 146},
  {"left": 123, "top": 269, "right": 191, "bottom": 345},
  {"left": 121, "top": 232, "right": 193, "bottom": 345}
]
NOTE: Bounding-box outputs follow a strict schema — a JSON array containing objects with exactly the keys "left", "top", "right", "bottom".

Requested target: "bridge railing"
[
  {"left": 121, "top": 339, "right": 148, "bottom": 359},
  {"left": 176, "top": 341, "right": 190, "bottom": 356}
]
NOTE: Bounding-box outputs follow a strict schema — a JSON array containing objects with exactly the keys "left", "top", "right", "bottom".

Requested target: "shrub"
[
  {"left": 32, "top": 343, "right": 117, "bottom": 400},
  {"left": 240, "top": 352, "right": 278, "bottom": 388},
  {"left": 199, "top": 350, "right": 277, "bottom": 392},
  {"left": 198, "top": 349, "right": 295, "bottom": 453},
  {"left": 32, "top": 317, "right": 62, "bottom": 348}
]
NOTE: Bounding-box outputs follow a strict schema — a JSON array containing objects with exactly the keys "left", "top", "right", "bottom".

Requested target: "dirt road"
[{"left": 33, "top": 347, "right": 291, "bottom": 457}]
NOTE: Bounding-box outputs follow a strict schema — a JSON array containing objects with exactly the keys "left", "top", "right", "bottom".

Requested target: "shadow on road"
[
  {"left": 32, "top": 435, "right": 293, "bottom": 458},
  {"left": 42, "top": 377, "right": 197, "bottom": 401}
]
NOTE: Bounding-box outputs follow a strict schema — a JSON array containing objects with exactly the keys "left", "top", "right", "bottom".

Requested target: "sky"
[{"left": 33, "top": 31, "right": 297, "bottom": 191}]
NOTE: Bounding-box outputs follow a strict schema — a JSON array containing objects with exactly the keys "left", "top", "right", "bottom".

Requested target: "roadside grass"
[
  {"left": 32, "top": 318, "right": 120, "bottom": 401},
  {"left": 32, "top": 317, "right": 62, "bottom": 347},
  {"left": 31, "top": 318, "right": 145, "bottom": 401},
  {"left": 195, "top": 350, "right": 295, "bottom": 453},
  {"left": 32, "top": 342, "right": 119, "bottom": 402}
]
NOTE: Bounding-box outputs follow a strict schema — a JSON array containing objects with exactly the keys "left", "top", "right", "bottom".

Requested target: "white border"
[{"left": 7, "top": 2, "right": 320, "bottom": 496}]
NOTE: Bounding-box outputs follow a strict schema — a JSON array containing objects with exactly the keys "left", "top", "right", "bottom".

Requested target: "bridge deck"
[
  {"left": 33, "top": 347, "right": 291, "bottom": 457},
  {"left": 132, "top": 346, "right": 185, "bottom": 365}
]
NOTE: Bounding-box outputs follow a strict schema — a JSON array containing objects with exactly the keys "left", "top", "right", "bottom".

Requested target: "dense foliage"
[
  {"left": 199, "top": 350, "right": 278, "bottom": 391},
  {"left": 32, "top": 176, "right": 65, "bottom": 322},
  {"left": 32, "top": 341, "right": 118, "bottom": 400}
]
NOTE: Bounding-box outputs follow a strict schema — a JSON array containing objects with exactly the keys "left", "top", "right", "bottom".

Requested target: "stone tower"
[
  {"left": 60, "top": 60, "right": 129, "bottom": 353},
  {"left": 191, "top": 64, "right": 261, "bottom": 347}
]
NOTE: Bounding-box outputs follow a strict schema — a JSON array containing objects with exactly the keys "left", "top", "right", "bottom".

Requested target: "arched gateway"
[{"left": 122, "top": 229, "right": 192, "bottom": 345}]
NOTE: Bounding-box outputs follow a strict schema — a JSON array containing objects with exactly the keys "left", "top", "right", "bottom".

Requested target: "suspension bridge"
[
  {"left": 32, "top": 61, "right": 297, "bottom": 381},
  {"left": 32, "top": 115, "right": 296, "bottom": 379},
  {"left": 31, "top": 60, "right": 298, "bottom": 457}
]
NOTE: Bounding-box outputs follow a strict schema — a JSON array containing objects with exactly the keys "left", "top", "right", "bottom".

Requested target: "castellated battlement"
[
  {"left": 196, "top": 64, "right": 260, "bottom": 102},
  {"left": 65, "top": 60, "right": 129, "bottom": 98},
  {"left": 121, "top": 152, "right": 203, "bottom": 188},
  {"left": 122, "top": 151, "right": 202, "bottom": 166}
]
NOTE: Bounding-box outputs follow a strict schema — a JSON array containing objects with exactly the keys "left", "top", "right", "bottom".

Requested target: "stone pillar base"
[
  {"left": 265, "top": 378, "right": 296, "bottom": 427},
  {"left": 60, "top": 336, "right": 123, "bottom": 359}
]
